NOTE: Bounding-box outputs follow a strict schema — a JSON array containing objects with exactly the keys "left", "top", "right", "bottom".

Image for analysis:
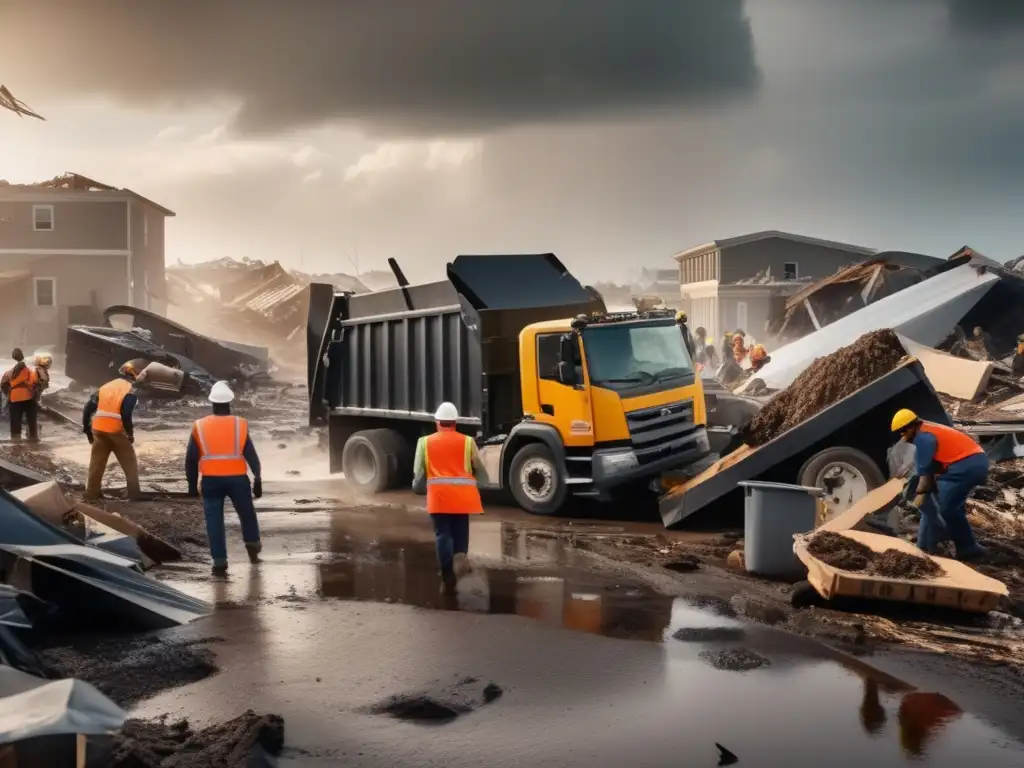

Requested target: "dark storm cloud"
[
  {"left": 2, "top": 0, "right": 759, "bottom": 135},
  {"left": 948, "top": 0, "right": 1024, "bottom": 33}
]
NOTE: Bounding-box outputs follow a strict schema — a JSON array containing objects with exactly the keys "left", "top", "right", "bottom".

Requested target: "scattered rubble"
[
  {"left": 744, "top": 329, "right": 906, "bottom": 445},
  {"left": 103, "top": 710, "right": 285, "bottom": 768},
  {"left": 872, "top": 549, "right": 945, "bottom": 580},
  {"left": 806, "top": 532, "right": 945, "bottom": 580}
]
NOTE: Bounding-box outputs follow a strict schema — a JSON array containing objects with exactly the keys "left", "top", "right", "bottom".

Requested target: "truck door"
[{"left": 535, "top": 333, "right": 594, "bottom": 447}]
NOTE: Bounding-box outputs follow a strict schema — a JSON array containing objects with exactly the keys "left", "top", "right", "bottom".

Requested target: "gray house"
[
  {"left": 674, "top": 231, "right": 876, "bottom": 346},
  {"left": 0, "top": 173, "right": 174, "bottom": 348}
]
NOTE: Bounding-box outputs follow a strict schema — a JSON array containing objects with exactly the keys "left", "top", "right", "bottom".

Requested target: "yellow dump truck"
[{"left": 307, "top": 253, "right": 710, "bottom": 515}]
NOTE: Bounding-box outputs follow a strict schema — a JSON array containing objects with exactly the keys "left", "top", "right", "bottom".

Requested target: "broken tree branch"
[{"left": 0, "top": 84, "right": 44, "bottom": 120}]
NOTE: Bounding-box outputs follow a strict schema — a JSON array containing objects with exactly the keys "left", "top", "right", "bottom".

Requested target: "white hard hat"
[
  {"left": 209, "top": 380, "right": 235, "bottom": 404},
  {"left": 434, "top": 401, "right": 458, "bottom": 421}
]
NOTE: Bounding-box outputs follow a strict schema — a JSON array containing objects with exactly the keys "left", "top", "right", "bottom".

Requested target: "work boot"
[
  {"left": 440, "top": 569, "right": 457, "bottom": 593},
  {"left": 212, "top": 560, "right": 228, "bottom": 577},
  {"left": 245, "top": 541, "right": 263, "bottom": 564},
  {"left": 453, "top": 553, "right": 471, "bottom": 578},
  {"left": 957, "top": 545, "right": 987, "bottom": 563}
]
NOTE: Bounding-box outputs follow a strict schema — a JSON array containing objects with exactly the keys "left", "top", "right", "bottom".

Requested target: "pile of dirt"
[
  {"left": 104, "top": 710, "right": 284, "bottom": 767},
  {"left": 871, "top": 549, "right": 945, "bottom": 580},
  {"left": 743, "top": 329, "right": 907, "bottom": 446},
  {"left": 806, "top": 532, "right": 874, "bottom": 572},
  {"left": 699, "top": 648, "right": 770, "bottom": 671},
  {"left": 38, "top": 634, "right": 219, "bottom": 707},
  {"left": 368, "top": 677, "right": 503, "bottom": 723},
  {"left": 806, "top": 532, "right": 945, "bottom": 581}
]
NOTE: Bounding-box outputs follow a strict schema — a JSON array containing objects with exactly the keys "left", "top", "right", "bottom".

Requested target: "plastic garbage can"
[{"left": 739, "top": 481, "right": 824, "bottom": 576}]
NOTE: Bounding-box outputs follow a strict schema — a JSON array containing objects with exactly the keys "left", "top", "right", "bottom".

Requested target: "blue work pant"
[
  {"left": 431, "top": 513, "right": 470, "bottom": 577},
  {"left": 916, "top": 453, "right": 988, "bottom": 557},
  {"left": 201, "top": 475, "right": 260, "bottom": 565}
]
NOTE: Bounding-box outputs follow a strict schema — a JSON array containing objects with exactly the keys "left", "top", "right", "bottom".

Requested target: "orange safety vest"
[
  {"left": 7, "top": 366, "right": 37, "bottom": 403},
  {"left": 193, "top": 415, "right": 249, "bottom": 477},
  {"left": 424, "top": 429, "right": 483, "bottom": 515},
  {"left": 920, "top": 421, "right": 983, "bottom": 468},
  {"left": 92, "top": 378, "right": 133, "bottom": 433}
]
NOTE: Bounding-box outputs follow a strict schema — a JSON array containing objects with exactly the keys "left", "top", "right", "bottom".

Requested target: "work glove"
[
  {"left": 85, "top": 432, "right": 94, "bottom": 445},
  {"left": 253, "top": 478, "right": 263, "bottom": 499},
  {"left": 128, "top": 434, "right": 135, "bottom": 444}
]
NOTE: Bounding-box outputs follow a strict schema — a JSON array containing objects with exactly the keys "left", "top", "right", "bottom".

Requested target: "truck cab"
[{"left": 490, "top": 312, "right": 709, "bottom": 512}]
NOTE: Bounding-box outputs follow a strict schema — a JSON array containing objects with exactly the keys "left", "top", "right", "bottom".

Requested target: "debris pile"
[
  {"left": 806, "top": 532, "right": 945, "bottom": 581},
  {"left": 104, "top": 710, "right": 285, "bottom": 767},
  {"left": 744, "top": 329, "right": 907, "bottom": 445}
]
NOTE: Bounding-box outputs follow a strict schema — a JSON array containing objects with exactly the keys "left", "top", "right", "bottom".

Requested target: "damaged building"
[{"left": 0, "top": 173, "right": 174, "bottom": 349}]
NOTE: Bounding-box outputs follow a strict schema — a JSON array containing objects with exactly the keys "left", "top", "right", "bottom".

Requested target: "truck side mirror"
[
  {"left": 559, "top": 334, "right": 576, "bottom": 364},
  {"left": 557, "top": 361, "right": 579, "bottom": 386}
]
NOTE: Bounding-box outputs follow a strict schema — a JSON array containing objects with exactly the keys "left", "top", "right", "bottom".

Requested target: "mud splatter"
[
  {"left": 744, "top": 329, "right": 906, "bottom": 446},
  {"left": 672, "top": 627, "right": 746, "bottom": 643}
]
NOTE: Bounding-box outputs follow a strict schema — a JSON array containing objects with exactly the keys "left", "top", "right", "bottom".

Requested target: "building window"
[
  {"left": 736, "top": 301, "right": 748, "bottom": 333},
  {"left": 32, "top": 205, "right": 54, "bottom": 231},
  {"left": 34, "top": 277, "right": 56, "bottom": 307},
  {"left": 783, "top": 262, "right": 799, "bottom": 280}
]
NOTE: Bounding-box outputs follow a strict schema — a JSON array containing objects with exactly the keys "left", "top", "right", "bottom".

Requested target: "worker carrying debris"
[
  {"left": 32, "top": 354, "right": 52, "bottom": 403},
  {"left": 1, "top": 348, "right": 40, "bottom": 441},
  {"left": 83, "top": 361, "right": 142, "bottom": 501},
  {"left": 186, "top": 380, "right": 263, "bottom": 575},
  {"left": 891, "top": 408, "right": 987, "bottom": 561},
  {"left": 749, "top": 344, "right": 770, "bottom": 372},
  {"left": 732, "top": 330, "right": 749, "bottom": 364},
  {"left": 412, "top": 402, "right": 488, "bottom": 591}
]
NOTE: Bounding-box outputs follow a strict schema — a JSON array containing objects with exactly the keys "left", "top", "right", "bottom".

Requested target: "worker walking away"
[
  {"left": 1, "top": 349, "right": 39, "bottom": 441},
  {"left": 186, "top": 381, "right": 263, "bottom": 575},
  {"left": 412, "top": 402, "right": 489, "bottom": 591},
  {"left": 83, "top": 361, "right": 142, "bottom": 501},
  {"left": 891, "top": 409, "right": 987, "bottom": 561}
]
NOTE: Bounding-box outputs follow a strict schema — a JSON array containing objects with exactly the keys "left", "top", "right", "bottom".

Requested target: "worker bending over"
[
  {"left": 186, "top": 381, "right": 263, "bottom": 575},
  {"left": 412, "top": 402, "right": 489, "bottom": 590},
  {"left": 2, "top": 349, "right": 39, "bottom": 441},
  {"left": 83, "top": 361, "right": 141, "bottom": 501},
  {"left": 891, "top": 409, "right": 987, "bottom": 561}
]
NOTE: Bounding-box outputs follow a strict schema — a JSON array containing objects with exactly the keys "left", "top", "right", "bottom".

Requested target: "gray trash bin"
[{"left": 739, "top": 481, "right": 824, "bottom": 576}]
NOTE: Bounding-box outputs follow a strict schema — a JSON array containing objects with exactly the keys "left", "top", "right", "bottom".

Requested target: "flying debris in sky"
[{"left": 0, "top": 84, "right": 44, "bottom": 119}]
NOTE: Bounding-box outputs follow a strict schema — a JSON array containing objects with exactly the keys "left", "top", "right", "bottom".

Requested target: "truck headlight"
[{"left": 597, "top": 449, "right": 638, "bottom": 475}]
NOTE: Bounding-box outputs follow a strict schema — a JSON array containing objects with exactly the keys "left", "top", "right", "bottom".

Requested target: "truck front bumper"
[{"left": 590, "top": 428, "right": 711, "bottom": 491}]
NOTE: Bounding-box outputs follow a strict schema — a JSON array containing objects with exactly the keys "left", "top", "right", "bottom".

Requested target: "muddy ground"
[{"left": 4, "top": 379, "right": 1024, "bottom": 757}]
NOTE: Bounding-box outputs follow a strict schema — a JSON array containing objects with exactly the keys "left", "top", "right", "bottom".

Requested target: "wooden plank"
[
  {"left": 818, "top": 478, "right": 904, "bottom": 533},
  {"left": 897, "top": 334, "right": 994, "bottom": 400},
  {"left": 795, "top": 529, "right": 1008, "bottom": 612}
]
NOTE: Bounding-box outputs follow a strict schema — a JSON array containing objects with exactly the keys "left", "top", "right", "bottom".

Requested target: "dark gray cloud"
[
  {"left": 948, "top": 0, "right": 1024, "bottom": 33},
  {"left": 2, "top": 0, "right": 758, "bottom": 136}
]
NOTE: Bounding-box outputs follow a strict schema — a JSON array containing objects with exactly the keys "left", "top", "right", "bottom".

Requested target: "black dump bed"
[{"left": 308, "top": 254, "right": 604, "bottom": 434}]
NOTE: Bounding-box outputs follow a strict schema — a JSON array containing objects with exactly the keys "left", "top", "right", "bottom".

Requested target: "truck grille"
[{"left": 625, "top": 398, "right": 701, "bottom": 464}]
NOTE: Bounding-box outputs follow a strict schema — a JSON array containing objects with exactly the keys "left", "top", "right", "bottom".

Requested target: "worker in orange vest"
[
  {"left": 186, "top": 380, "right": 263, "bottom": 575},
  {"left": 412, "top": 402, "right": 489, "bottom": 590},
  {"left": 1, "top": 348, "right": 40, "bottom": 441},
  {"left": 83, "top": 361, "right": 141, "bottom": 501},
  {"left": 891, "top": 408, "right": 987, "bottom": 561}
]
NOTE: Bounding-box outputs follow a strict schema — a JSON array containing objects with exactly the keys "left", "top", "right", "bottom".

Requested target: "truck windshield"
[{"left": 583, "top": 323, "right": 694, "bottom": 389}]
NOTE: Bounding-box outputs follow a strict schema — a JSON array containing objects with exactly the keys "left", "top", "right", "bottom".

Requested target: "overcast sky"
[{"left": 2, "top": 0, "right": 1022, "bottom": 282}]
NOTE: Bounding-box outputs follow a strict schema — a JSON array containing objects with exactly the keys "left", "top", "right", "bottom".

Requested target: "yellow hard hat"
[{"left": 891, "top": 408, "right": 919, "bottom": 432}]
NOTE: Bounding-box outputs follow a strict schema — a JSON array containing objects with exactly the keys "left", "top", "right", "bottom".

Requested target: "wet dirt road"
[{"left": 124, "top": 501, "right": 1024, "bottom": 767}]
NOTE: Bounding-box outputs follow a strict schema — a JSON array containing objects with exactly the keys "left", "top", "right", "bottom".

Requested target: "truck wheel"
[
  {"left": 342, "top": 429, "right": 395, "bottom": 494},
  {"left": 375, "top": 428, "right": 413, "bottom": 488},
  {"left": 798, "top": 447, "right": 885, "bottom": 520},
  {"left": 509, "top": 443, "right": 567, "bottom": 515}
]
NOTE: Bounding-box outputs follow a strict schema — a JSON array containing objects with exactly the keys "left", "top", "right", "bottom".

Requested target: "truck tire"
[
  {"left": 375, "top": 428, "right": 413, "bottom": 488},
  {"left": 342, "top": 429, "right": 398, "bottom": 494},
  {"left": 509, "top": 443, "right": 568, "bottom": 515},
  {"left": 798, "top": 447, "right": 886, "bottom": 518}
]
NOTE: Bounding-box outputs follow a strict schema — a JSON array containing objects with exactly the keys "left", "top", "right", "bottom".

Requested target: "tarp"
[
  {"left": 0, "top": 585, "right": 35, "bottom": 630},
  {"left": 738, "top": 264, "right": 999, "bottom": 393},
  {"left": 0, "top": 666, "right": 125, "bottom": 746},
  {"left": 0, "top": 544, "right": 211, "bottom": 630},
  {"left": 0, "top": 489, "right": 84, "bottom": 548}
]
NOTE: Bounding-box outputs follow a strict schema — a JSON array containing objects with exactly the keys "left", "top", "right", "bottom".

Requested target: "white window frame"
[
  {"left": 33, "top": 277, "right": 56, "bottom": 308},
  {"left": 32, "top": 204, "right": 54, "bottom": 232},
  {"left": 736, "top": 301, "right": 748, "bottom": 332},
  {"left": 783, "top": 261, "right": 799, "bottom": 280}
]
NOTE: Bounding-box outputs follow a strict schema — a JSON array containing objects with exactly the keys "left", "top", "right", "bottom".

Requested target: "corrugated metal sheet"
[{"left": 243, "top": 282, "right": 306, "bottom": 314}]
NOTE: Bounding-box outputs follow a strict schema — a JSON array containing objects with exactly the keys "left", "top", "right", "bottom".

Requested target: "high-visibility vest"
[
  {"left": 193, "top": 415, "right": 249, "bottom": 477},
  {"left": 919, "top": 421, "right": 983, "bottom": 469},
  {"left": 7, "top": 367, "right": 37, "bottom": 403},
  {"left": 424, "top": 429, "right": 483, "bottom": 515},
  {"left": 92, "top": 379, "right": 133, "bottom": 433}
]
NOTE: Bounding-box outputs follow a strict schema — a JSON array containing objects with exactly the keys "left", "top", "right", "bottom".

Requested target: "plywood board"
[
  {"left": 897, "top": 334, "right": 994, "bottom": 400},
  {"left": 11, "top": 481, "right": 73, "bottom": 526},
  {"left": 818, "top": 478, "right": 904, "bottom": 533},
  {"left": 75, "top": 502, "right": 181, "bottom": 564},
  {"left": 795, "top": 529, "right": 1008, "bottom": 612}
]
